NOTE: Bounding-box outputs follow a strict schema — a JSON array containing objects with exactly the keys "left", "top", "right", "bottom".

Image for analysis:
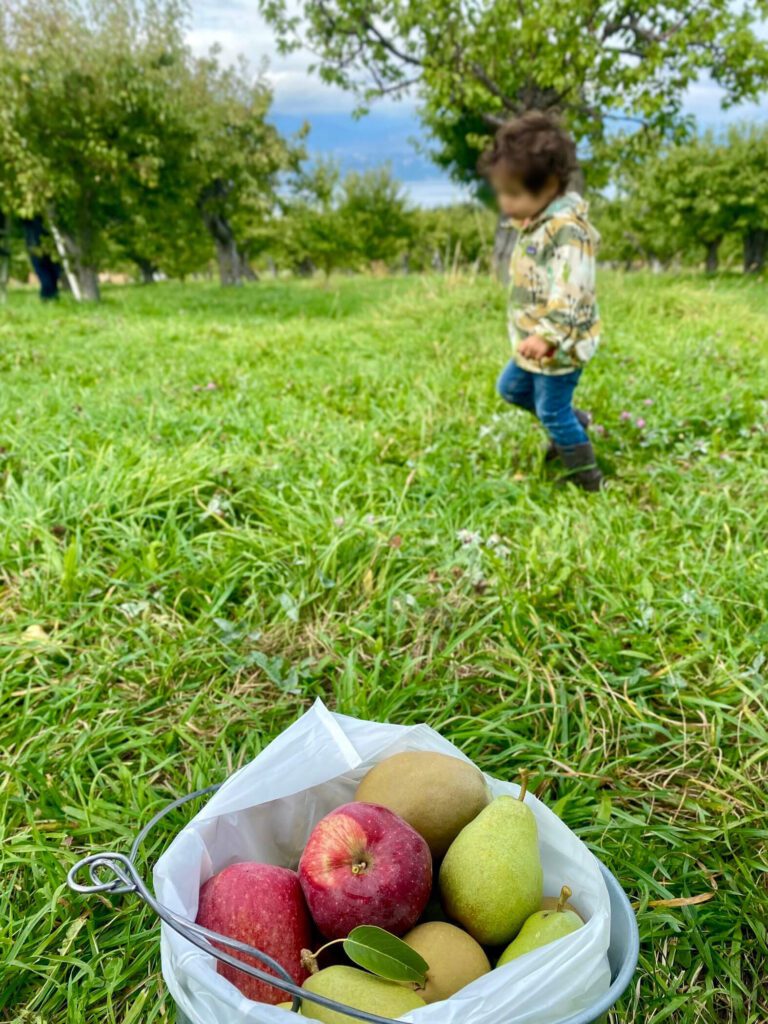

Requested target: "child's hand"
[{"left": 518, "top": 334, "right": 556, "bottom": 362}]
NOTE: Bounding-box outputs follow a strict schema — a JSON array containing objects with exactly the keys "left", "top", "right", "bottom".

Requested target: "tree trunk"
[
  {"left": 705, "top": 238, "right": 721, "bottom": 274},
  {"left": 743, "top": 228, "right": 766, "bottom": 273},
  {"left": 70, "top": 204, "right": 101, "bottom": 301},
  {"left": 135, "top": 257, "right": 157, "bottom": 284},
  {"left": 242, "top": 260, "right": 259, "bottom": 282},
  {"left": 295, "top": 257, "right": 315, "bottom": 278},
  {"left": 48, "top": 214, "right": 101, "bottom": 301},
  {"left": 200, "top": 206, "right": 243, "bottom": 286},
  {"left": 59, "top": 228, "right": 99, "bottom": 299},
  {"left": 77, "top": 265, "right": 101, "bottom": 301},
  {"left": 0, "top": 210, "right": 10, "bottom": 303},
  {"left": 214, "top": 232, "right": 241, "bottom": 285}
]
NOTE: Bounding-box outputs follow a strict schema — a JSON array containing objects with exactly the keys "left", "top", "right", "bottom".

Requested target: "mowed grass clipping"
[{"left": 1, "top": 271, "right": 767, "bottom": 1024}]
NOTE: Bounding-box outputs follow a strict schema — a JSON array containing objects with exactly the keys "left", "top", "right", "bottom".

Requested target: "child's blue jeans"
[{"left": 497, "top": 360, "right": 588, "bottom": 448}]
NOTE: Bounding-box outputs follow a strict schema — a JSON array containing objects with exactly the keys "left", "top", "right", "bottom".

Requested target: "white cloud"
[
  {"left": 404, "top": 179, "right": 473, "bottom": 208},
  {"left": 684, "top": 77, "right": 768, "bottom": 126},
  {"left": 188, "top": 0, "right": 416, "bottom": 116}
]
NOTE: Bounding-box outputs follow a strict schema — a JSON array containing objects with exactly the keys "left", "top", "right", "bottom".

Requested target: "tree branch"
[
  {"left": 481, "top": 111, "right": 507, "bottom": 128},
  {"left": 358, "top": 14, "right": 423, "bottom": 69},
  {"left": 469, "top": 61, "right": 520, "bottom": 111}
]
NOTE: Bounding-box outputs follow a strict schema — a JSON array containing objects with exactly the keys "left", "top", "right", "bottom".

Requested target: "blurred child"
[{"left": 480, "top": 112, "right": 603, "bottom": 491}]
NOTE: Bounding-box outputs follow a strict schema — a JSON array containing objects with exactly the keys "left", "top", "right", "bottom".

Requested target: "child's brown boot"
[
  {"left": 556, "top": 442, "right": 604, "bottom": 492},
  {"left": 544, "top": 409, "right": 592, "bottom": 462}
]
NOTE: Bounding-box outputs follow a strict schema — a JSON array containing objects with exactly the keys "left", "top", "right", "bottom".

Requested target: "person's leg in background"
[{"left": 533, "top": 371, "right": 604, "bottom": 491}]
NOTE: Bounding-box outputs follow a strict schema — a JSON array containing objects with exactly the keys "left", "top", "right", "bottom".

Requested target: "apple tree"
[
  {"left": 0, "top": 0, "right": 200, "bottom": 300},
  {"left": 272, "top": 160, "right": 412, "bottom": 277},
  {"left": 599, "top": 126, "right": 768, "bottom": 272},
  {"left": 260, "top": 0, "right": 768, "bottom": 274},
  {"left": 181, "top": 53, "right": 302, "bottom": 285}
]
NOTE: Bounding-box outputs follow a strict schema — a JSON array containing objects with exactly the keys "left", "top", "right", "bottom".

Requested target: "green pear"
[
  {"left": 439, "top": 775, "right": 543, "bottom": 945},
  {"left": 498, "top": 886, "right": 583, "bottom": 965},
  {"left": 301, "top": 966, "right": 426, "bottom": 1024}
]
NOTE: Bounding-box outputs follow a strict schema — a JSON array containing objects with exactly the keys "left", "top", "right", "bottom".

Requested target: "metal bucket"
[{"left": 69, "top": 786, "right": 639, "bottom": 1024}]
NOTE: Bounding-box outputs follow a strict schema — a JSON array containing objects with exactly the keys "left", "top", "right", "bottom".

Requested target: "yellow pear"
[
  {"left": 355, "top": 751, "right": 490, "bottom": 858},
  {"left": 403, "top": 921, "right": 490, "bottom": 1002}
]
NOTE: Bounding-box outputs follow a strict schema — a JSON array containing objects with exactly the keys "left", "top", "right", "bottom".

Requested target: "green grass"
[{"left": 1, "top": 271, "right": 767, "bottom": 1024}]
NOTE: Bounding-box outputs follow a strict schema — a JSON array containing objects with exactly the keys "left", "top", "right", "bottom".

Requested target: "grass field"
[{"left": 1, "top": 271, "right": 767, "bottom": 1024}]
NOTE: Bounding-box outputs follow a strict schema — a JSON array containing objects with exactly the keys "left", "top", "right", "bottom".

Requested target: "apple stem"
[
  {"left": 518, "top": 769, "right": 529, "bottom": 802},
  {"left": 557, "top": 885, "right": 573, "bottom": 913}
]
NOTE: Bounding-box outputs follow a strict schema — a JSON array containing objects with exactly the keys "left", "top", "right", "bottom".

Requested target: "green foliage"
[
  {"left": 273, "top": 160, "right": 412, "bottom": 276},
  {"left": 339, "top": 167, "right": 413, "bottom": 265},
  {"left": 259, "top": 0, "right": 768, "bottom": 182},
  {"left": 276, "top": 158, "right": 350, "bottom": 276},
  {"left": 407, "top": 203, "right": 496, "bottom": 272},
  {"left": 187, "top": 52, "right": 302, "bottom": 283},
  {"left": 0, "top": 0, "right": 297, "bottom": 294},
  {"left": 1, "top": 272, "right": 767, "bottom": 1023},
  {"left": 0, "top": 0, "right": 194, "bottom": 293},
  {"left": 593, "top": 125, "right": 768, "bottom": 270}
]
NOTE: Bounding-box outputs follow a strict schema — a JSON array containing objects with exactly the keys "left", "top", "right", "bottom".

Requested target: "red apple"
[
  {"left": 298, "top": 802, "right": 433, "bottom": 939},
  {"left": 195, "top": 862, "right": 312, "bottom": 1004}
]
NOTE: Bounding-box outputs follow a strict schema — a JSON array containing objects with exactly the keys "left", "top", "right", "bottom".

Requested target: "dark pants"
[
  {"left": 497, "top": 360, "right": 588, "bottom": 448},
  {"left": 22, "top": 217, "right": 61, "bottom": 300}
]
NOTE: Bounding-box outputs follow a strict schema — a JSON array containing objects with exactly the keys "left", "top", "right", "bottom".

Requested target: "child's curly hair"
[{"left": 478, "top": 112, "right": 577, "bottom": 194}]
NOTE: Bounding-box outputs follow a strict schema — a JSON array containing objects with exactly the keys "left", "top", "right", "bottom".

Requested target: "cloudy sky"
[{"left": 189, "top": 1, "right": 768, "bottom": 207}]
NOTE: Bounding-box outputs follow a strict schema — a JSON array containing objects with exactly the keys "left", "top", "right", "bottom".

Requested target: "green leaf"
[
  {"left": 62, "top": 538, "right": 79, "bottom": 598},
  {"left": 551, "top": 791, "right": 573, "bottom": 819},
  {"left": 343, "top": 926, "right": 428, "bottom": 985},
  {"left": 597, "top": 792, "right": 613, "bottom": 823}
]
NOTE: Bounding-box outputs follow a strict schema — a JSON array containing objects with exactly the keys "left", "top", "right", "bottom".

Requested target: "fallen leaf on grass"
[
  {"left": 58, "top": 914, "right": 89, "bottom": 957},
  {"left": 646, "top": 892, "right": 716, "bottom": 909},
  {"left": 23, "top": 624, "right": 50, "bottom": 643}
]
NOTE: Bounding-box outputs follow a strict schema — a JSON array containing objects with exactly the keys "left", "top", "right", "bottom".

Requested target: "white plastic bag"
[{"left": 155, "top": 699, "right": 611, "bottom": 1024}]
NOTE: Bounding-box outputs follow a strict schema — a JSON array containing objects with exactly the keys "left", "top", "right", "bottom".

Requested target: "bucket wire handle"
[{"left": 66, "top": 784, "right": 406, "bottom": 1023}]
